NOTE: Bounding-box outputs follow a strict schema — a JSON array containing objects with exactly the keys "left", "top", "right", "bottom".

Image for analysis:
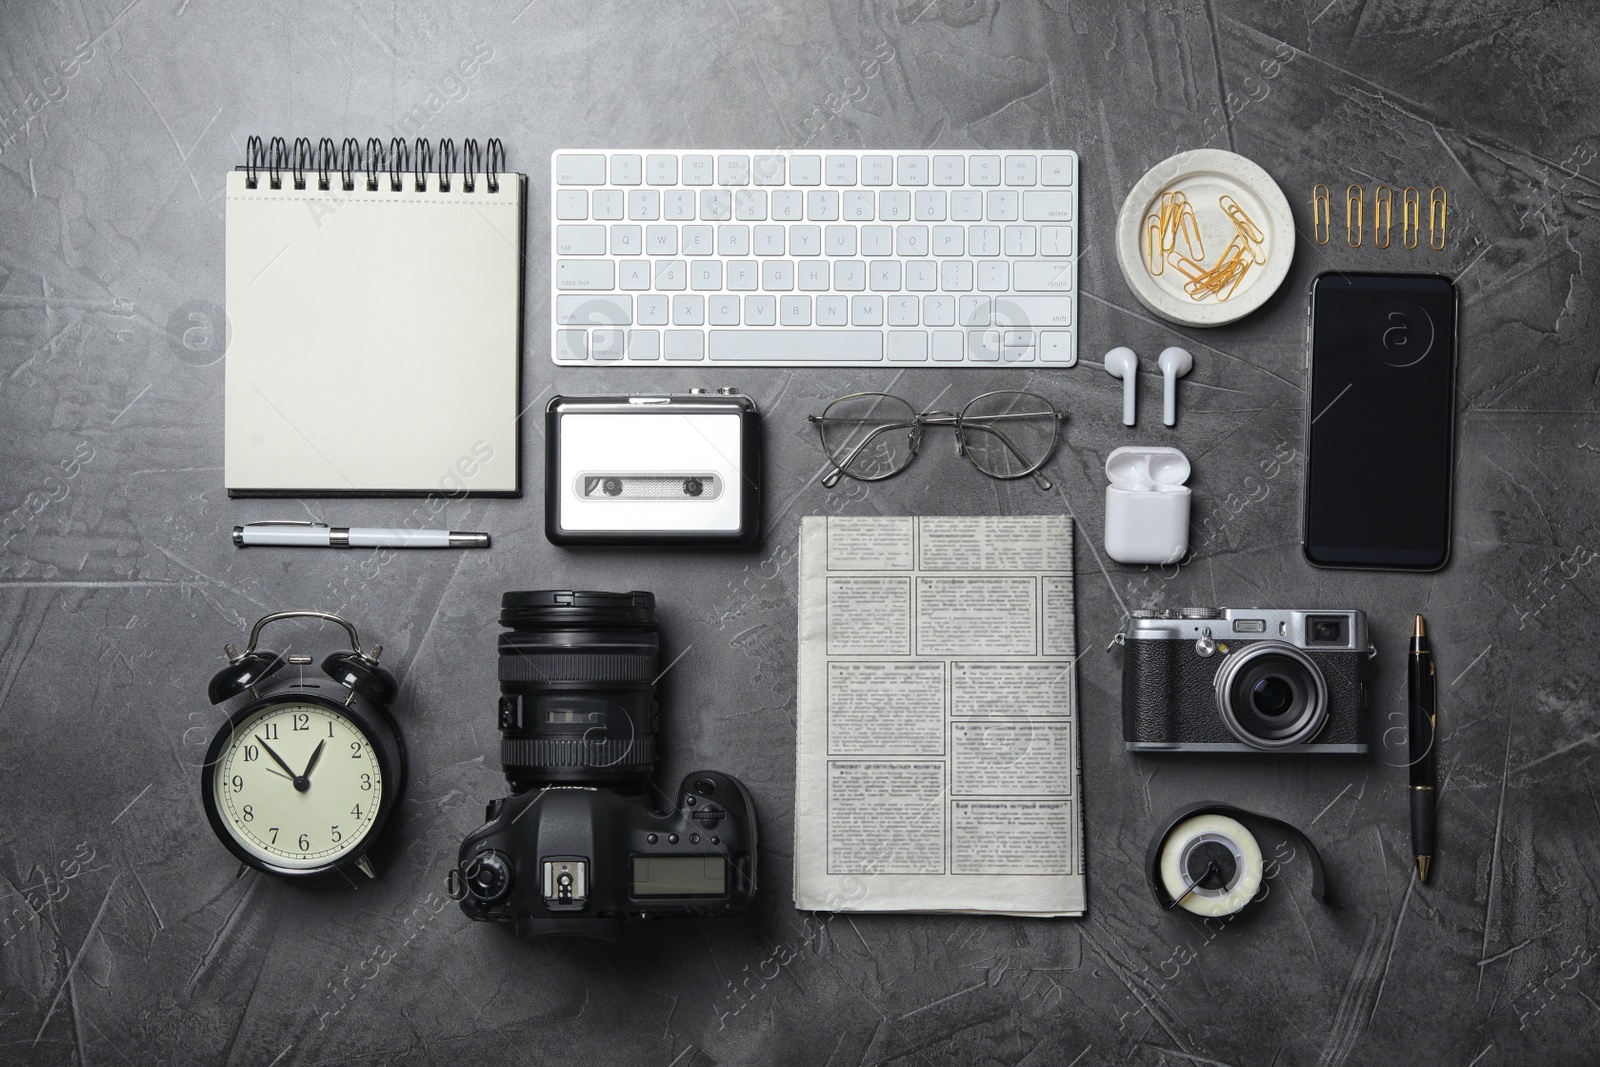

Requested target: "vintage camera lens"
[
  {"left": 682, "top": 477, "right": 704, "bottom": 497},
  {"left": 1214, "top": 642, "right": 1330, "bottom": 750},
  {"left": 497, "top": 591, "right": 660, "bottom": 793},
  {"left": 602, "top": 477, "right": 623, "bottom": 497}
]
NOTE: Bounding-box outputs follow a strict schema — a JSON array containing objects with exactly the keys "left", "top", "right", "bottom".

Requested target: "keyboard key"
[
  {"left": 556, "top": 225, "right": 606, "bottom": 255},
  {"left": 969, "top": 225, "right": 1000, "bottom": 256},
  {"left": 897, "top": 154, "right": 929, "bottom": 186},
  {"left": 717, "top": 154, "right": 750, "bottom": 185},
  {"left": 683, "top": 154, "right": 714, "bottom": 185},
  {"left": 619, "top": 260, "right": 651, "bottom": 290},
  {"left": 555, "top": 154, "right": 606, "bottom": 185},
  {"left": 933, "top": 226, "right": 964, "bottom": 256},
  {"left": 1013, "top": 261, "right": 1073, "bottom": 291},
  {"left": 646, "top": 226, "right": 678, "bottom": 255},
  {"left": 637, "top": 295, "right": 669, "bottom": 324},
  {"left": 879, "top": 190, "right": 911, "bottom": 221},
  {"left": 690, "top": 261, "right": 722, "bottom": 290},
  {"left": 888, "top": 330, "right": 928, "bottom": 361},
  {"left": 978, "top": 261, "right": 1008, "bottom": 291},
  {"left": 905, "top": 261, "right": 937, "bottom": 291},
  {"left": 610, "top": 225, "right": 641, "bottom": 255},
  {"left": 933, "top": 155, "right": 964, "bottom": 186},
  {"left": 646, "top": 154, "right": 678, "bottom": 185},
  {"left": 673, "top": 295, "right": 705, "bottom": 324},
  {"left": 1041, "top": 225, "right": 1073, "bottom": 256},
  {"left": 708, "top": 330, "right": 882, "bottom": 361},
  {"left": 951, "top": 190, "right": 983, "bottom": 221},
  {"left": 887, "top": 295, "right": 919, "bottom": 326},
  {"left": 610, "top": 154, "right": 642, "bottom": 186},
  {"left": 708, "top": 295, "right": 740, "bottom": 325},
  {"left": 717, "top": 224, "right": 748, "bottom": 256},
  {"left": 1004, "top": 155, "right": 1037, "bottom": 186},
  {"left": 627, "top": 328, "right": 660, "bottom": 360},
  {"left": 556, "top": 329, "right": 587, "bottom": 360},
  {"left": 923, "top": 295, "right": 955, "bottom": 326},
  {"left": 557, "top": 260, "right": 616, "bottom": 289},
  {"left": 967, "top": 329, "right": 1002, "bottom": 360},
  {"left": 1040, "top": 330, "right": 1074, "bottom": 363},
  {"left": 817, "top": 296, "right": 847, "bottom": 325},
  {"left": 914, "top": 190, "right": 947, "bottom": 221},
  {"left": 861, "top": 155, "right": 894, "bottom": 186},
  {"left": 826, "top": 225, "right": 858, "bottom": 256},
  {"left": 986, "top": 190, "right": 1019, "bottom": 221},
  {"left": 834, "top": 261, "right": 865, "bottom": 291},
  {"left": 664, "top": 330, "right": 705, "bottom": 360},
  {"left": 592, "top": 190, "right": 623, "bottom": 220},
  {"left": 789, "top": 225, "right": 821, "bottom": 256},
  {"left": 826, "top": 155, "right": 857, "bottom": 185},
  {"left": 842, "top": 191, "right": 874, "bottom": 221},
  {"left": 727, "top": 260, "right": 758, "bottom": 290},
  {"left": 1004, "top": 225, "right": 1036, "bottom": 256},
  {"left": 807, "top": 190, "right": 840, "bottom": 221},
  {"left": 735, "top": 189, "right": 767, "bottom": 220},
  {"left": 991, "top": 295, "right": 1072, "bottom": 328},
  {"left": 663, "top": 190, "right": 695, "bottom": 219},
  {"left": 752, "top": 155, "right": 786, "bottom": 185},
  {"left": 780, "top": 295, "right": 812, "bottom": 325},
  {"left": 790, "top": 156, "right": 822, "bottom": 186},
  {"left": 869, "top": 261, "right": 902, "bottom": 291},
  {"left": 744, "top": 295, "right": 777, "bottom": 325},
  {"left": 557, "top": 294, "right": 631, "bottom": 324},
  {"left": 556, "top": 190, "right": 587, "bottom": 219},
  {"left": 682, "top": 225, "right": 714, "bottom": 255},
  {"left": 772, "top": 190, "right": 803, "bottom": 220},
  {"left": 851, "top": 295, "right": 889, "bottom": 326},
  {"left": 761, "top": 260, "right": 794, "bottom": 291},
  {"left": 628, "top": 189, "right": 660, "bottom": 220},
  {"left": 1022, "top": 191, "right": 1074, "bottom": 221},
  {"left": 896, "top": 225, "right": 929, "bottom": 256},
  {"left": 940, "top": 261, "right": 973, "bottom": 291},
  {"left": 798, "top": 262, "right": 830, "bottom": 290},
  {"left": 860, "top": 225, "right": 892, "bottom": 256},
  {"left": 754, "top": 225, "right": 785, "bottom": 256},
  {"left": 1003, "top": 329, "right": 1035, "bottom": 347},
  {"left": 959, "top": 295, "right": 990, "bottom": 326},
  {"left": 1003, "top": 340, "right": 1035, "bottom": 363},
  {"left": 1041, "top": 154, "right": 1075, "bottom": 186},
  {"left": 655, "top": 260, "right": 686, "bottom": 290},
  {"left": 592, "top": 329, "right": 624, "bottom": 360},
  {"left": 969, "top": 155, "right": 1001, "bottom": 186},
  {"left": 700, "top": 190, "right": 731, "bottom": 220},
  {"left": 932, "top": 330, "right": 964, "bottom": 361}
]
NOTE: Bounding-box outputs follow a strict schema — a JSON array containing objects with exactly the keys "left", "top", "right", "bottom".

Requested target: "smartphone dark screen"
[{"left": 1304, "top": 272, "right": 1457, "bottom": 570}]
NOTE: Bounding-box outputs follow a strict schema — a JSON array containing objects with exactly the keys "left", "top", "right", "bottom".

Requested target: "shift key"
[{"left": 557, "top": 295, "right": 631, "bottom": 324}]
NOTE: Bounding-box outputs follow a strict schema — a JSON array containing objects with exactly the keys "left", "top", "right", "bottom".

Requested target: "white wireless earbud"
[
  {"left": 1158, "top": 346, "right": 1193, "bottom": 427},
  {"left": 1104, "top": 347, "right": 1139, "bottom": 427}
]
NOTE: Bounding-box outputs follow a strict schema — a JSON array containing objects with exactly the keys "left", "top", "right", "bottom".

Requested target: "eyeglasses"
[{"left": 808, "top": 391, "right": 1064, "bottom": 491}]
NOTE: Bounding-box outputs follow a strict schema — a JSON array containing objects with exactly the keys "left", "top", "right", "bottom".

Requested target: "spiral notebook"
[{"left": 225, "top": 136, "right": 525, "bottom": 497}]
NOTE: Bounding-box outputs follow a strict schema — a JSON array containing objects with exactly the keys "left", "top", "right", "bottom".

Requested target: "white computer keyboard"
[{"left": 549, "top": 150, "right": 1077, "bottom": 367}]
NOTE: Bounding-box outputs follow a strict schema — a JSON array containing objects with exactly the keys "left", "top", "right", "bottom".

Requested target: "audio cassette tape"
[{"left": 545, "top": 390, "right": 762, "bottom": 547}]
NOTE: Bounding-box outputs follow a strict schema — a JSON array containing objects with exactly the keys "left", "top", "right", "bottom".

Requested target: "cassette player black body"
[{"left": 545, "top": 391, "right": 762, "bottom": 548}]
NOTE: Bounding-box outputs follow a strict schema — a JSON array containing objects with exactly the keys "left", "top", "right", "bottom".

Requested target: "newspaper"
[{"left": 793, "top": 515, "right": 1086, "bottom": 917}]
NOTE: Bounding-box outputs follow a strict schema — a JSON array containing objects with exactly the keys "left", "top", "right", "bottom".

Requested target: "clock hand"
[
  {"left": 262, "top": 767, "right": 295, "bottom": 783},
  {"left": 256, "top": 735, "right": 309, "bottom": 792},
  {"left": 300, "top": 739, "right": 326, "bottom": 783}
]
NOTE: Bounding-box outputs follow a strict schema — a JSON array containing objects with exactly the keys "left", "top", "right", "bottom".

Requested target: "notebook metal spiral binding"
[{"left": 240, "top": 136, "right": 507, "bottom": 194}]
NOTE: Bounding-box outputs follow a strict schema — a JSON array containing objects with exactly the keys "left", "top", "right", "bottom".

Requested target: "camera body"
[
  {"left": 1121, "top": 608, "right": 1372, "bottom": 753},
  {"left": 452, "top": 771, "right": 758, "bottom": 940}
]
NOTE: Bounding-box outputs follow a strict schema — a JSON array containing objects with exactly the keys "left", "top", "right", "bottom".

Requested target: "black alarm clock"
[{"left": 202, "top": 610, "right": 406, "bottom": 880}]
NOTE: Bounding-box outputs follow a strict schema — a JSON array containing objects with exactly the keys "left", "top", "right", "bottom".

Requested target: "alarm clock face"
[{"left": 211, "top": 701, "right": 384, "bottom": 870}]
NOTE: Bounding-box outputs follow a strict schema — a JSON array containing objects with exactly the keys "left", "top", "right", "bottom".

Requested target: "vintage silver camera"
[{"left": 1120, "top": 608, "right": 1373, "bottom": 753}]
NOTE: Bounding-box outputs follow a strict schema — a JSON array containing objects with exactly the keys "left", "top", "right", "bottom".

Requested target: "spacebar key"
[{"left": 708, "top": 330, "right": 883, "bottom": 361}]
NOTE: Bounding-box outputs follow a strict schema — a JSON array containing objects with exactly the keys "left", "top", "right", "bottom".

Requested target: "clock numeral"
[
  {"left": 292, "top": 713, "right": 309, "bottom": 732},
  {"left": 360, "top": 773, "right": 372, "bottom": 791},
  {"left": 351, "top": 804, "right": 362, "bottom": 818},
  {"left": 244, "top": 745, "right": 259, "bottom": 762},
  {"left": 242, "top": 805, "right": 254, "bottom": 821},
  {"left": 265, "top": 723, "right": 279, "bottom": 740},
  {"left": 351, "top": 741, "right": 363, "bottom": 758},
  {"left": 298, "top": 833, "right": 311, "bottom": 851},
  {"left": 230, "top": 774, "right": 243, "bottom": 791},
  {"left": 269, "top": 827, "right": 279, "bottom": 844},
  {"left": 331, "top": 825, "right": 342, "bottom": 843},
  {"left": 327, "top": 721, "right": 335, "bottom": 737}
]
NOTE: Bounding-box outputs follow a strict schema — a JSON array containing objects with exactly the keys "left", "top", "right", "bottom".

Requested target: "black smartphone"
[{"left": 1303, "top": 272, "right": 1458, "bottom": 570}]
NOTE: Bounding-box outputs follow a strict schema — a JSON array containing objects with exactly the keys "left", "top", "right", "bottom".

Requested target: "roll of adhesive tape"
[{"left": 1158, "top": 814, "right": 1264, "bottom": 917}]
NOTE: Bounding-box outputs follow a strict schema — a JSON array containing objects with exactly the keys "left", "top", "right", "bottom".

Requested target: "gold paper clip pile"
[{"left": 1144, "top": 190, "right": 1266, "bottom": 303}]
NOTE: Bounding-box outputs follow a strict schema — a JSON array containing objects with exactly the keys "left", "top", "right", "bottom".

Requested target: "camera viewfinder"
[{"left": 1306, "top": 615, "right": 1349, "bottom": 646}]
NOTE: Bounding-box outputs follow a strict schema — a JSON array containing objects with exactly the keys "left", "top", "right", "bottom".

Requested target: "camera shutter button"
[{"left": 1195, "top": 627, "right": 1217, "bottom": 658}]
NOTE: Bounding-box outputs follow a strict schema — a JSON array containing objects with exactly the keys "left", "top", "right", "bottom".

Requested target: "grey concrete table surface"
[{"left": 1, "top": 1, "right": 1596, "bottom": 1064}]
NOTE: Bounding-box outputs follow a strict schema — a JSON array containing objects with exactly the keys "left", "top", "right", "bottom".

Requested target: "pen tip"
[
  {"left": 1413, "top": 614, "right": 1426, "bottom": 638},
  {"left": 1415, "top": 856, "right": 1431, "bottom": 882}
]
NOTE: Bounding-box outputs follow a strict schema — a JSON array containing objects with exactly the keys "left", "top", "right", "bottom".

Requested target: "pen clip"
[{"left": 242, "top": 520, "right": 330, "bottom": 530}]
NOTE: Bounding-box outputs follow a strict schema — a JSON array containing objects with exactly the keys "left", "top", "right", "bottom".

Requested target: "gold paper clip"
[
  {"left": 1429, "top": 186, "right": 1447, "bottom": 250},
  {"left": 1158, "top": 191, "right": 1178, "bottom": 254},
  {"left": 1166, "top": 251, "right": 1208, "bottom": 282},
  {"left": 1402, "top": 187, "right": 1420, "bottom": 249},
  {"left": 1313, "top": 184, "right": 1331, "bottom": 245},
  {"left": 1346, "top": 184, "right": 1363, "bottom": 247},
  {"left": 1178, "top": 200, "right": 1204, "bottom": 259},
  {"left": 1374, "top": 186, "right": 1393, "bottom": 249},
  {"left": 1219, "top": 194, "right": 1265, "bottom": 244},
  {"left": 1145, "top": 213, "right": 1164, "bottom": 275}
]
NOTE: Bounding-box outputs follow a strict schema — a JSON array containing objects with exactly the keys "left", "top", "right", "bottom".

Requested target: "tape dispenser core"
[{"left": 1146, "top": 802, "right": 1331, "bottom": 917}]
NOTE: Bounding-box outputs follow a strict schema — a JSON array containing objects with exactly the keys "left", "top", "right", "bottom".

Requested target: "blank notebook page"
[{"left": 224, "top": 170, "right": 523, "bottom": 495}]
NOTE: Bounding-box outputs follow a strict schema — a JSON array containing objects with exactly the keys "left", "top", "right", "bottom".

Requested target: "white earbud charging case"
[{"left": 1104, "top": 446, "right": 1191, "bottom": 565}]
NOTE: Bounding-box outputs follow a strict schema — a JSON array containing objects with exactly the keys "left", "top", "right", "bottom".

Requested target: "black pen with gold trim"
[{"left": 1409, "top": 614, "right": 1437, "bottom": 882}]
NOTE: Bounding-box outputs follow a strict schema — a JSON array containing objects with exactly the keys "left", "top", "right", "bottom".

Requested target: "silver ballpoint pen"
[{"left": 233, "top": 520, "right": 490, "bottom": 548}]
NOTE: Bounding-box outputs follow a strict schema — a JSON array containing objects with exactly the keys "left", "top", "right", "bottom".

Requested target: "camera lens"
[
  {"left": 1214, "top": 642, "right": 1329, "bottom": 750},
  {"left": 497, "top": 591, "right": 660, "bottom": 793}
]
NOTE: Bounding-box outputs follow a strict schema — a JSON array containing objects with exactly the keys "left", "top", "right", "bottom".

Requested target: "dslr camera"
[
  {"left": 447, "top": 590, "right": 758, "bottom": 939},
  {"left": 1120, "top": 608, "right": 1372, "bottom": 753}
]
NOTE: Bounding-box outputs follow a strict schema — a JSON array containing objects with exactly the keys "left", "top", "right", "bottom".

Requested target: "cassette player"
[{"left": 545, "top": 390, "right": 762, "bottom": 548}]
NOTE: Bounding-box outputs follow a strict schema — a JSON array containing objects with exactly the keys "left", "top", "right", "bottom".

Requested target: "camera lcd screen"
[
  {"left": 631, "top": 855, "right": 727, "bottom": 897},
  {"left": 1305, "top": 273, "right": 1457, "bottom": 570}
]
